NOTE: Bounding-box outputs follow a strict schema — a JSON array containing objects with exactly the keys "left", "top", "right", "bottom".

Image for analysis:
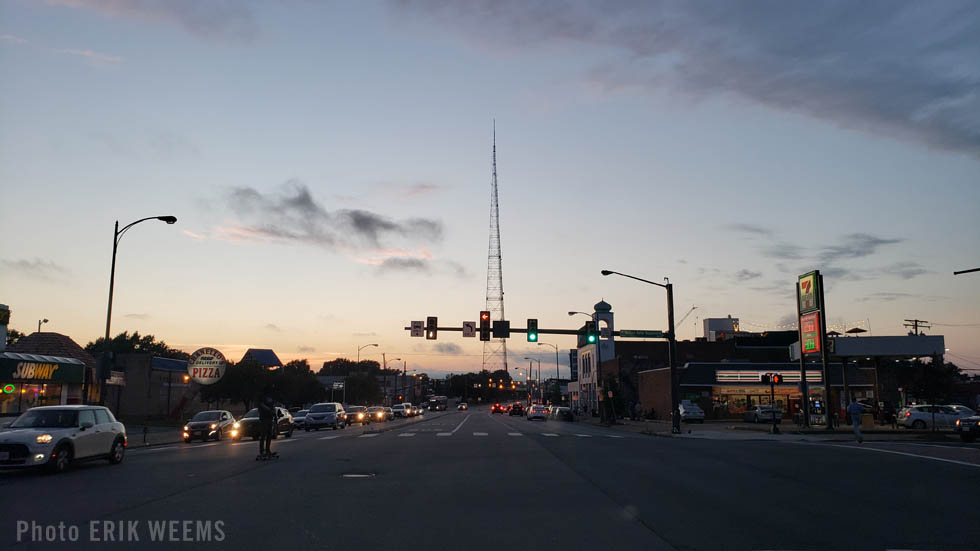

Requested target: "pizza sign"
[
  {"left": 187, "top": 347, "right": 227, "bottom": 385},
  {"left": 800, "top": 312, "right": 821, "bottom": 354},
  {"left": 798, "top": 271, "right": 820, "bottom": 313}
]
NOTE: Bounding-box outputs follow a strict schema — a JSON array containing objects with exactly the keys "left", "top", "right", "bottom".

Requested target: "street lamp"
[
  {"left": 94, "top": 215, "right": 177, "bottom": 406},
  {"left": 538, "top": 341, "right": 561, "bottom": 404},
  {"left": 601, "top": 269, "right": 681, "bottom": 435},
  {"left": 523, "top": 357, "right": 542, "bottom": 402},
  {"left": 357, "top": 343, "right": 379, "bottom": 363},
  {"left": 569, "top": 310, "right": 609, "bottom": 424},
  {"left": 37, "top": 318, "right": 48, "bottom": 333},
  {"left": 382, "top": 355, "right": 400, "bottom": 406}
]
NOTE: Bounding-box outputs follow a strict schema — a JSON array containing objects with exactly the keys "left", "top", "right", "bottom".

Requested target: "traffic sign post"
[
  {"left": 410, "top": 321, "right": 424, "bottom": 337},
  {"left": 462, "top": 322, "right": 476, "bottom": 337},
  {"left": 618, "top": 329, "right": 665, "bottom": 339}
]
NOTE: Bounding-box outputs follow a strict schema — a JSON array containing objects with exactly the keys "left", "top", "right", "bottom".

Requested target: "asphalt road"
[{"left": 2, "top": 405, "right": 978, "bottom": 551}]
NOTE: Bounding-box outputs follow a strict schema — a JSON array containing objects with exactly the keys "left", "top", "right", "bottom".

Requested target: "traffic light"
[
  {"left": 480, "top": 311, "right": 491, "bottom": 341},
  {"left": 771, "top": 374, "right": 782, "bottom": 384},
  {"left": 527, "top": 318, "right": 538, "bottom": 342},
  {"left": 585, "top": 320, "right": 597, "bottom": 344},
  {"left": 426, "top": 316, "right": 438, "bottom": 340},
  {"left": 761, "top": 374, "right": 771, "bottom": 384}
]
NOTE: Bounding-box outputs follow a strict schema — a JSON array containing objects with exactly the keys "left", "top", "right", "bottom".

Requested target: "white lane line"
[
  {"left": 358, "top": 433, "right": 379, "bottom": 438},
  {"left": 437, "top": 433, "right": 452, "bottom": 437},
  {"left": 398, "top": 433, "right": 416, "bottom": 437},
  {"left": 607, "top": 435, "right": 624, "bottom": 439},
  {"left": 507, "top": 432, "right": 522, "bottom": 436},
  {"left": 542, "top": 433, "right": 559, "bottom": 437},
  {"left": 473, "top": 432, "right": 488, "bottom": 436},
  {"left": 575, "top": 434, "right": 592, "bottom": 438},
  {"left": 136, "top": 446, "right": 178, "bottom": 453},
  {"left": 450, "top": 414, "right": 471, "bottom": 434},
  {"left": 318, "top": 435, "right": 343, "bottom": 440},
  {"left": 197, "top": 443, "right": 218, "bottom": 448},
  {"left": 823, "top": 443, "right": 980, "bottom": 469},
  {"left": 275, "top": 438, "right": 298, "bottom": 444}
]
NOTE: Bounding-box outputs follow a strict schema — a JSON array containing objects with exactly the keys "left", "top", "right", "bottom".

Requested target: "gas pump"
[{"left": 809, "top": 396, "right": 826, "bottom": 426}]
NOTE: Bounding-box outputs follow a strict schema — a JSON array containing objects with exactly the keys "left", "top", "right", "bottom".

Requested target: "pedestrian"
[
  {"left": 634, "top": 402, "right": 643, "bottom": 421},
  {"left": 846, "top": 396, "right": 864, "bottom": 443},
  {"left": 257, "top": 386, "right": 276, "bottom": 457}
]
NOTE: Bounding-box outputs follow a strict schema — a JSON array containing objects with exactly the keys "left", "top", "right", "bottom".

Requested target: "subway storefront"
[{"left": 0, "top": 353, "right": 86, "bottom": 415}]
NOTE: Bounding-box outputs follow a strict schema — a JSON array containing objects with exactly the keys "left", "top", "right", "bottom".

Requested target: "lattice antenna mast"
[{"left": 483, "top": 121, "right": 508, "bottom": 372}]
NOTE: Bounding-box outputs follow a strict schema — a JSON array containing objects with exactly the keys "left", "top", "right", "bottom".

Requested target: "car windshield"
[
  {"left": 9, "top": 409, "right": 79, "bottom": 428},
  {"left": 191, "top": 411, "right": 222, "bottom": 422},
  {"left": 296, "top": 410, "right": 309, "bottom": 416},
  {"left": 368, "top": 407, "right": 383, "bottom": 412},
  {"left": 242, "top": 409, "right": 259, "bottom": 419},
  {"left": 310, "top": 404, "right": 336, "bottom": 413},
  {"left": 348, "top": 407, "right": 365, "bottom": 413}
]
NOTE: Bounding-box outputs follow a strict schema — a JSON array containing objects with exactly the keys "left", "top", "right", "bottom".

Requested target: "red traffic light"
[
  {"left": 480, "top": 311, "right": 491, "bottom": 322},
  {"left": 772, "top": 374, "right": 782, "bottom": 384}
]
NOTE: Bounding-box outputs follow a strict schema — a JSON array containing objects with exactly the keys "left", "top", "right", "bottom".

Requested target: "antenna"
[{"left": 484, "top": 120, "right": 508, "bottom": 372}]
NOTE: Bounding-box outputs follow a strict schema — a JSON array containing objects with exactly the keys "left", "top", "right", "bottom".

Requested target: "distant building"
[
  {"left": 240, "top": 349, "right": 283, "bottom": 369},
  {"left": 568, "top": 349, "right": 578, "bottom": 381},
  {"left": 702, "top": 316, "right": 739, "bottom": 341}
]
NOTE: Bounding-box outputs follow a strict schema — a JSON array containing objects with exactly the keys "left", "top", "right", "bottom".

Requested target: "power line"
[{"left": 930, "top": 322, "right": 980, "bottom": 327}]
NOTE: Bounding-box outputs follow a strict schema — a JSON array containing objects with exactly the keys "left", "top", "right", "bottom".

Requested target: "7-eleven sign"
[{"left": 798, "top": 271, "right": 820, "bottom": 314}]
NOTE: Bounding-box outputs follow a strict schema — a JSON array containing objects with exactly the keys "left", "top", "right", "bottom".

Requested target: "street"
[{"left": 2, "top": 405, "right": 978, "bottom": 551}]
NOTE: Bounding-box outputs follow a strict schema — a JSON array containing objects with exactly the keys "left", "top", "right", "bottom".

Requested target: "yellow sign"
[
  {"left": 798, "top": 271, "right": 820, "bottom": 313},
  {"left": 11, "top": 362, "right": 61, "bottom": 380}
]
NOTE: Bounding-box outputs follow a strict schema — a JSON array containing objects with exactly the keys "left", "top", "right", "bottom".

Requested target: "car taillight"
[{"left": 905, "top": 411, "right": 911, "bottom": 417}]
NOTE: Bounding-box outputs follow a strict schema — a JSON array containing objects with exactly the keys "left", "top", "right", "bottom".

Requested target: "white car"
[
  {"left": 898, "top": 404, "right": 976, "bottom": 429},
  {"left": 526, "top": 405, "right": 549, "bottom": 421},
  {"left": 0, "top": 405, "right": 127, "bottom": 473},
  {"left": 678, "top": 403, "right": 705, "bottom": 423},
  {"left": 392, "top": 404, "right": 412, "bottom": 418}
]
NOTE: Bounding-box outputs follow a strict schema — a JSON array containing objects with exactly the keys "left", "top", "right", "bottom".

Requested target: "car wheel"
[
  {"left": 108, "top": 438, "right": 125, "bottom": 464},
  {"left": 912, "top": 420, "right": 926, "bottom": 429},
  {"left": 286, "top": 429, "right": 293, "bottom": 438},
  {"left": 46, "top": 444, "right": 72, "bottom": 474},
  {"left": 183, "top": 438, "right": 192, "bottom": 444}
]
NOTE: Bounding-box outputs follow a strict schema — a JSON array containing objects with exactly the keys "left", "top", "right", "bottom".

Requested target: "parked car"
[
  {"left": 509, "top": 403, "right": 524, "bottom": 416},
  {"left": 678, "top": 403, "right": 705, "bottom": 424},
  {"left": 554, "top": 407, "right": 574, "bottom": 421},
  {"left": 457, "top": 402, "right": 469, "bottom": 411},
  {"left": 527, "top": 405, "right": 550, "bottom": 421},
  {"left": 304, "top": 403, "right": 346, "bottom": 431},
  {"left": 897, "top": 404, "right": 975, "bottom": 430},
  {"left": 0, "top": 405, "right": 127, "bottom": 473},
  {"left": 346, "top": 406, "right": 370, "bottom": 425},
  {"left": 383, "top": 407, "right": 395, "bottom": 421},
  {"left": 292, "top": 409, "right": 309, "bottom": 430},
  {"left": 234, "top": 407, "right": 295, "bottom": 439},
  {"left": 182, "top": 410, "right": 236, "bottom": 442},
  {"left": 367, "top": 406, "right": 388, "bottom": 422},
  {"left": 954, "top": 414, "right": 980, "bottom": 442},
  {"left": 743, "top": 405, "right": 782, "bottom": 424},
  {"left": 491, "top": 403, "right": 505, "bottom": 414}
]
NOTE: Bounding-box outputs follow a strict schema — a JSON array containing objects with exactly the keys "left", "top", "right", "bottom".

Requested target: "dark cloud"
[
  {"left": 818, "top": 233, "right": 903, "bottom": 263},
  {"left": 46, "top": 0, "right": 258, "bottom": 42},
  {"left": 734, "top": 269, "right": 763, "bottom": 282},
  {"left": 726, "top": 224, "right": 772, "bottom": 236},
  {"left": 762, "top": 243, "right": 805, "bottom": 260},
  {"left": 433, "top": 343, "right": 463, "bottom": 355},
  {"left": 297, "top": 346, "right": 316, "bottom": 353},
  {"left": 224, "top": 180, "right": 444, "bottom": 251},
  {"left": 377, "top": 257, "right": 429, "bottom": 273},
  {"left": 879, "top": 261, "right": 929, "bottom": 280},
  {"left": 394, "top": 1, "right": 980, "bottom": 157},
  {"left": 0, "top": 258, "right": 69, "bottom": 282},
  {"left": 124, "top": 313, "right": 150, "bottom": 320},
  {"left": 855, "top": 292, "right": 917, "bottom": 302},
  {"left": 264, "top": 323, "right": 281, "bottom": 332}
]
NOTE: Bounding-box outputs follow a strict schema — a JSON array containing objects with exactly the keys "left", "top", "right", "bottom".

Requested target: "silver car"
[
  {"left": 0, "top": 405, "right": 127, "bottom": 473},
  {"left": 304, "top": 402, "right": 346, "bottom": 431},
  {"left": 743, "top": 405, "right": 782, "bottom": 424},
  {"left": 526, "top": 405, "right": 549, "bottom": 421}
]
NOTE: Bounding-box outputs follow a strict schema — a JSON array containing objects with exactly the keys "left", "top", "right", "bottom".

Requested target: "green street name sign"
[{"left": 618, "top": 329, "right": 665, "bottom": 339}]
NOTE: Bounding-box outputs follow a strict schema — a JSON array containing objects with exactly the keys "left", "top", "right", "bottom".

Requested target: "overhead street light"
[
  {"left": 601, "top": 269, "right": 681, "bottom": 435},
  {"left": 357, "top": 343, "right": 379, "bottom": 363},
  {"left": 37, "top": 318, "right": 48, "bottom": 333}
]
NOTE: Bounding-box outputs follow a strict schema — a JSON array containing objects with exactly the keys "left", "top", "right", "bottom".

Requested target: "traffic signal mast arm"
[{"left": 403, "top": 325, "right": 668, "bottom": 337}]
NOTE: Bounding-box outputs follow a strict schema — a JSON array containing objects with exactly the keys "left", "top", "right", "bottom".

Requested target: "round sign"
[
  {"left": 187, "top": 348, "right": 227, "bottom": 385},
  {"left": 2, "top": 384, "right": 14, "bottom": 394}
]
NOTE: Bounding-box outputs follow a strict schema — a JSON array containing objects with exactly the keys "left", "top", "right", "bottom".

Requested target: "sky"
[{"left": 1, "top": 0, "right": 979, "bottom": 377}]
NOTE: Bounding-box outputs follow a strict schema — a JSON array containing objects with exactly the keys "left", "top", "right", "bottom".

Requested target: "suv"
[
  {"left": 305, "top": 403, "right": 346, "bottom": 431},
  {"left": 182, "top": 410, "right": 236, "bottom": 442},
  {"left": 491, "top": 403, "right": 505, "bottom": 414},
  {"left": 392, "top": 404, "right": 412, "bottom": 418},
  {"left": 0, "top": 405, "right": 127, "bottom": 474},
  {"left": 508, "top": 403, "right": 525, "bottom": 416},
  {"left": 346, "top": 406, "right": 370, "bottom": 425}
]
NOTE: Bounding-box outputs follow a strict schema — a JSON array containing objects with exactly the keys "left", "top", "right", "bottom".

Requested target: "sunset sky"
[{"left": 2, "top": 1, "right": 978, "bottom": 376}]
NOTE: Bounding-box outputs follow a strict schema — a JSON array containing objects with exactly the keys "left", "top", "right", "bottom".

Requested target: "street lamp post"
[
  {"left": 357, "top": 343, "right": 378, "bottom": 363},
  {"left": 37, "top": 318, "right": 48, "bottom": 333},
  {"left": 570, "top": 311, "right": 609, "bottom": 424},
  {"left": 93, "top": 215, "right": 177, "bottom": 406},
  {"left": 524, "top": 358, "right": 542, "bottom": 403},
  {"left": 382, "top": 355, "right": 400, "bottom": 406},
  {"left": 538, "top": 342, "right": 561, "bottom": 404},
  {"left": 601, "top": 269, "right": 681, "bottom": 435}
]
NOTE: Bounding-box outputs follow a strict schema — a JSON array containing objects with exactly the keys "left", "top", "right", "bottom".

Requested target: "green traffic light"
[
  {"left": 528, "top": 333, "right": 537, "bottom": 342},
  {"left": 588, "top": 335, "right": 596, "bottom": 343}
]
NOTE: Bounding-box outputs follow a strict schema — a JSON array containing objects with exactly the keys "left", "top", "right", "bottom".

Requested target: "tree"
[
  {"left": 5, "top": 328, "right": 25, "bottom": 347},
  {"left": 199, "top": 360, "right": 270, "bottom": 411},
  {"left": 318, "top": 358, "right": 381, "bottom": 376},
  {"left": 344, "top": 372, "right": 382, "bottom": 405},
  {"left": 85, "top": 331, "right": 190, "bottom": 361},
  {"left": 284, "top": 359, "right": 311, "bottom": 373}
]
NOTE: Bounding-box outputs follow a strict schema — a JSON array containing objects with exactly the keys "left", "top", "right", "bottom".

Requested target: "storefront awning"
[{"left": 0, "top": 352, "right": 85, "bottom": 384}]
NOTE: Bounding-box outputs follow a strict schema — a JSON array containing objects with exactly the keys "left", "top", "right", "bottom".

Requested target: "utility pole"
[{"left": 903, "top": 319, "right": 931, "bottom": 335}]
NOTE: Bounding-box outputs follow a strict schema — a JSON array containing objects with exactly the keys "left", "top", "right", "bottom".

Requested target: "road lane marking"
[
  {"left": 398, "top": 433, "right": 416, "bottom": 437},
  {"left": 318, "top": 435, "right": 343, "bottom": 440},
  {"left": 450, "top": 414, "right": 471, "bottom": 434},
  {"left": 137, "top": 446, "right": 178, "bottom": 453},
  {"left": 473, "top": 432, "right": 488, "bottom": 436},
  {"left": 823, "top": 443, "right": 980, "bottom": 469},
  {"left": 507, "top": 432, "right": 522, "bottom": 436},
  {"left": 437, "top": 433, "right": 452, "bottom": 437},
  {"left": 575, "top": 434, "right": 592, "bottom": 437},
  {"left": 358, "top": 433, "right": 379, "bottom": 438},
  {"left": 542, "top": 433, "right": 559, "bottom": 437},
  {"left": 607, "top": 435, "right": 624, "bottom": 438}
]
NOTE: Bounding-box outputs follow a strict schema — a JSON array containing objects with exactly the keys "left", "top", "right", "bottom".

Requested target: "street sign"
[
  {"left": 332, "top": 382, "right": 344, "bottom": 390},
  {"left": 462, "top": 321, "right": 476, "bottom": 337},
  {"left": 600, "top": 327, "right": 611, "bottom": 339},
  {"left": 107, "top": 371, "right": 126, "bottom": 386},
  {"left": 798, "top": 271, "right": 821, "bottom": 314},
  {"left": 492, "top": 320, "right": 510, "bottom": 338},
  {"left": 618, "top": 329, "right": 665, "bottom": 338},
  {"left": 800, "top": 312, "right": 822, "bottom": 354}
]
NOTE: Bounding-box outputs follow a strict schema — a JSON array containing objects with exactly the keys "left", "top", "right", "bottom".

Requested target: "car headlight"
[
  {"left": 233, "top": 422, "right": 240, "bottom": 429},
  {"left": 183, "top": 425, "right": 189, "bottom": 431},
  {"left": 956, "top": 419, "right": 961, "bottom": 426},
  {"left": 36, "top": 434, "right": 53, "bottom": 444},
  {"left": 210, "top": 423, "right": 217, "bottom": 429}
]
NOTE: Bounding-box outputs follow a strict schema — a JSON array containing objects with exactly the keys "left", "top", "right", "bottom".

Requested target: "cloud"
[
  {"left": 223, "top": 180, "right": 444, "bottom": 252},
  {"left": 726, "top": 224, "right": 772, "bottom": 236},
  {"left": 54, "top": 48, "right": 122, "bottom": 63},
  {"left": 45, "top": 0, "right": 257, "bottom": 42},
  {"left": 264, "top": 323, "right": 281, "bottom": 332},
  {"left": 0, "top": 34, "right": 27, "bottom": 44},
  {"left": 762, "top": 242, "right": 805, "bottom": 260},
  {"left": 393, "top": 1, "right": 980, "bottom": 158},
  {"left": 879, "top": 261, "right": 928, "bottom": 280},
  {"left": 734, "top": 269, "right": 762, "bottom": 282},
  {"left": 124, "top": 313, "right": 150, "bottom": 320},
  {"left": 297, "top": 346, "right": 316, "bottom": 353},
  {"left": 351, "top": 332, "right": 377, "bottom": 337},
  {"left": 817, "top": 233, "right": 903, "bottom": 263},
  {"left": 182, "top": 230, "right": 205, "bottom": 240},
  {"left": 433, "top": 343, "right": 463, "bottom": 355},
  {"left": 377, "top": 257, "right": 428, "bottom": 273},
  {"left": 855, "top": 292, "right": 917, "bottom": 303},
  {"left": 404, "top": 182, "right": 442, "bottom": 196},
  {"left": 0, "top": 258, "right": 69, "bottom": 282}
]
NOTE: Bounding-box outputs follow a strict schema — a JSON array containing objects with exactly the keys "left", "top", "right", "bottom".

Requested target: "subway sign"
[{"left": 0, "top": 358, "right": 84, "bottom": 383}]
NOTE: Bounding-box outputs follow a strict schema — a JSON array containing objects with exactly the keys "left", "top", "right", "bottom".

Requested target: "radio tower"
[{"left": 483, "top": 121, "right": 508, "bottom": 372}]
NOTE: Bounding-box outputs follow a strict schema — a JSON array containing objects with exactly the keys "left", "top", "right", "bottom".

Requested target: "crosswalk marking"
[
  {"left": 473, "top": 432, "right": 488, "bottom": 436},
  {"left": 507, "top": 432, "right": 522, "bottom": 436},
  {"left": 318, "top": 435, "right": 343, "bottom": 440},
  {"left": 437, "top": 432, "right": 452, "bottom": 437},
  {"left": 607, "top": 435, "right": 623, "bottom": 438},
  {"left": 575, "top": 434, "right": 592, "bottom": 437},
  {"left": 542, "top": 433, "right": 559, "bottom": 437},
  {"left": 398, "top": 433, "right": 416, "bottom": 437},
  {"left": 358, "top": 433, "right": 379, "bottom": 438}
]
